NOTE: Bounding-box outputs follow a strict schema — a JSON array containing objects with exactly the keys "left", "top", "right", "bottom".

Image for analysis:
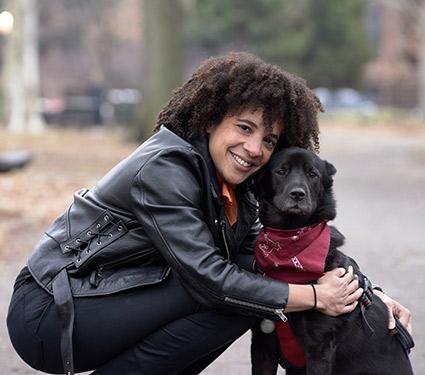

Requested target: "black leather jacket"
[{"left": 27, "top": 126, "right": 288, "bottom": 320}]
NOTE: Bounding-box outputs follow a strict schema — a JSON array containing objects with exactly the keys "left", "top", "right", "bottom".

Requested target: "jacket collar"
[{"left": 191, "top": 135, "right": 221, "bottom": 196}]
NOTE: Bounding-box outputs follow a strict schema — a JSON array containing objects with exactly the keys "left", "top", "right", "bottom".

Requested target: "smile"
[{"left": 230, "top": 152, "right": 253, "bottom": 168}]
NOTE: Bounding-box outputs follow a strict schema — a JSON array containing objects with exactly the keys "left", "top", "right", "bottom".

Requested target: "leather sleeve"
[{"left": 130, "top": 146, "right": 289, "bottom": 320}]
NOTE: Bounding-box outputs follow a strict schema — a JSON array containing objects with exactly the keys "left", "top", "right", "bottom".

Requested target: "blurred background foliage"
[
  {"left": 0, "top": 0, "right": 423, "bottom": 138},
  {"left": 187, "top": 0, "right": 371, "bottom": 89}
]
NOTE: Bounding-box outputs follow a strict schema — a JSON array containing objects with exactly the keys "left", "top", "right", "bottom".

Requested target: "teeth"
[{"left": 231, "top": 153, "right": 252, "bottom": 168}]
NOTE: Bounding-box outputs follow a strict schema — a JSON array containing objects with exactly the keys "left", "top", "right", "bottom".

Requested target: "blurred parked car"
[
  {"left": 41, "top": 88, "right": 141, "bottom": 126},
  {"left": 314, "top": 87, "right": 377, "bottom": 115}
]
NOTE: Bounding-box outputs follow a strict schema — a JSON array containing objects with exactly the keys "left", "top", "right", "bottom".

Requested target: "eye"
[
  {"left": 276, "top": 168, "right": 288, "bottom": 176},
  {"left": 237, "top": 124, "right": 252, "bottom": 134},
  {"left": 263, "top": 136, "right": 277, "bottom": 150},
  {"left": 308, "top": 169, "right": 318, "bottom": 178}
]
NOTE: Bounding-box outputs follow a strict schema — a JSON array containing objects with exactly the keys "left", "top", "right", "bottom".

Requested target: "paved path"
[{"left": 1, "top": 125, "right": 424, "bottom": 374}]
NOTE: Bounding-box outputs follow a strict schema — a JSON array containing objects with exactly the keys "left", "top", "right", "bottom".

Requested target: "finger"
[
  {"left": 387, "top": 306, "right": 396, "bottom": 330},
  {"left": 346, "top": 276, "right": 360, "bottom": 294},
  {"left": 398, "top": 315, "right": 413, "bottom": 336},
  {"left": 330, "top": 267, "right": 346, "bottom": 277},
  {"left": 345, "top": 265, "right": 353, "bottom": 278},
  {"left": 340, "top": 266, "right": 354, "bottom": 284},
  {"left": 341, "top": 300, "right": 358, "bottom": 314},
  {"left": 397, "top": 307, "right": 413, "bottom": 335},
  {"left": 345, "top": 287, "right": 363, "bottom": 305}
]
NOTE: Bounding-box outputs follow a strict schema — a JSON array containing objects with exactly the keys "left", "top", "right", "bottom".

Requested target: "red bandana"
[
  {"left": 254, "top": 221, "right": 331, "bottom": 368},
  {"left": 255, "top": 222, "right": 330, "bottom": 283}
]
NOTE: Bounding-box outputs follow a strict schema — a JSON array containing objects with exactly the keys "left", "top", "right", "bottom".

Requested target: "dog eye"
[
  {"left": 276, "top": 168, "right": 288, "bottom": 176},
  {"left": 308, "top": 170, "right": 318, "bottom": 178}
]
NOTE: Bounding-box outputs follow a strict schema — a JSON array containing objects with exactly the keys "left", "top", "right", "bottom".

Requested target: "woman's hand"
[
  {"left": 374, "top": 290, "right": 412, "bottom": 335},
  {"left": 315, "top": 266, "right": 363, "bottom": 316}
]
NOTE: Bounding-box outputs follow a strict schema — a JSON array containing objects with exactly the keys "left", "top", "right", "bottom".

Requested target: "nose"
[
  {"left": 289, "top": 188, "right": 306, "bottom": 202},
  {"left": 244, "top": 137, "right": 263, "bottom": 158}
]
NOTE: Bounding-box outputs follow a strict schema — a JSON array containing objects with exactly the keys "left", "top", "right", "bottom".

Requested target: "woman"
[{"left": 7, "top": 52, "right": 410, "bottom": 374}]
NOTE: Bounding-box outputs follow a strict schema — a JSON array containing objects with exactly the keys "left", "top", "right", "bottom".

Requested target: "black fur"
[{"left": 251, "top": 147, "right": 413, "bottom": 375}]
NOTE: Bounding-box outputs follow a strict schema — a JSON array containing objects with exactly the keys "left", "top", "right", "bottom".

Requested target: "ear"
[
  {"left": 325, "top": 161, "right": 336, "bottom": 176},
  {"left": 251, "top": 168, "right": 267, "bottom": 200},
  {"left": 323, "top": 160, "right": 337, "bottom": 189}
]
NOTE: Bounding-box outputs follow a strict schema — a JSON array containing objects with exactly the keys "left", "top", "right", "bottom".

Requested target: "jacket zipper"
[
  {"left": 224, "top": 296, "right": 287, "bottom": 322},
  {"left": 220, "top": 220, "right": 231, "bottom": 260}
]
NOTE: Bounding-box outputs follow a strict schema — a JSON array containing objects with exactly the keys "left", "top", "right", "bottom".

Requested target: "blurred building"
[
  {"left": 39, "top": 0, "right": 142, "bottom": 98},
  {"left": 365, "top": 2, "right": 420, "bottom": 109}
]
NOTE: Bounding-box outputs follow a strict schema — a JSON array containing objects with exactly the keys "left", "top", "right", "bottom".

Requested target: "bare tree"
[
  {"left": 418, "top": 3, "right": 425, "bottom": 117},
  {"left": 4, "top": 0, "right": 44, "bottom": 133}
]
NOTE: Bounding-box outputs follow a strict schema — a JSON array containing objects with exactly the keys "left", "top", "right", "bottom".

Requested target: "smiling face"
[{"left": 208, "top": 109, "right": 282, "bottom": 186}]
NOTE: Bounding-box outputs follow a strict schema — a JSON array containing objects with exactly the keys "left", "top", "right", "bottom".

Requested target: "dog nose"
[{"left": 289, "top": 188, "right": 306, "bottom": 201}]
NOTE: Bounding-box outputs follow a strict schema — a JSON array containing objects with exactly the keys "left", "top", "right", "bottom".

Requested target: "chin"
[{"left": 225, "top": 173, "right": 250, "bottom": 186}]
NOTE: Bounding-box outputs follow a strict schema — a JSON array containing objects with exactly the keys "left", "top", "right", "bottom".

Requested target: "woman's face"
[{"left": 208, "top": 109, "right": 282, "bottom": 186}]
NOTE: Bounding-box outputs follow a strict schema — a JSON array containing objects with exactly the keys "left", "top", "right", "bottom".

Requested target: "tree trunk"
[
  {"left": 136, "top": 0, "right": 183, "bottom": 139},
  {"left": 5, "top": 0, "right": 44, "bottom": 133},
  {"left": 418, "top": 4, "right": 425, "bottom": 119}
]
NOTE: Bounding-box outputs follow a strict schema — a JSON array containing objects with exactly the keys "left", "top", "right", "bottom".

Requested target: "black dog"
[{"left": 251, "top": 147, "right": 414, "bottom": 375}]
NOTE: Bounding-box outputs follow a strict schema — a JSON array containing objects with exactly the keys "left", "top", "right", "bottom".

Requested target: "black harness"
[{"left": 358, "top": 276, "right": 414, "bottom": 356}]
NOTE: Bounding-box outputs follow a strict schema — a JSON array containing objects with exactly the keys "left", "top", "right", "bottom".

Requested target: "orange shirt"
[{"left": 216, "top": 175, "right": 238, "bottom": 226}]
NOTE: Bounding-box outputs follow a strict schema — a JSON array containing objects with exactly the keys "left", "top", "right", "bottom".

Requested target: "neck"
[{"left": 260, "top": 213, "right": 316, "bottom": 230}]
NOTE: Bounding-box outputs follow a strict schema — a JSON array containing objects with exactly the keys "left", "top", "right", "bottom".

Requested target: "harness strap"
[
  {"left": 391, "top": 318, "right": 415, "bottom": 354},
  {"left": 52, "top": 268, "right": 75, "bottom": 375},
  {"left": 358, "top": 276, "right": 375, "bottom": 334}
]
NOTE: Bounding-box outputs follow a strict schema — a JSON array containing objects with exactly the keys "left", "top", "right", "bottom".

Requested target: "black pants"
[{"left": 7, "top": 269, "right": 255, "bottom": 374}]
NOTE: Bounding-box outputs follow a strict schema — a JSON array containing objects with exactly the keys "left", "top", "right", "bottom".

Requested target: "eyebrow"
[
  {"left": 236, "top": 118, "right": 259, "bottom": 129},
  {"left": 236, "top": 117, "right": 280, "bottom": 139}
]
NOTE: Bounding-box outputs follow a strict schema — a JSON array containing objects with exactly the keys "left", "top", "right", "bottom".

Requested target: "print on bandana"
[{"left": 255, "top": 222, "right": 330, "bottom": 284}]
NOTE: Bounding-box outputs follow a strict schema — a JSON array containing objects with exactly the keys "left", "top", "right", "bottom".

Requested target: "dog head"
[{"left": 254, "top": 147, "right": 337, "bottom": 229}]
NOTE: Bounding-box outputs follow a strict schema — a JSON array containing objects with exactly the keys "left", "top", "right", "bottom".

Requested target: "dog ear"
[
  {"left": 323, "top": 160, "right": 337, "bottom": 189},
  {"left": 251, "top": 168, "right": 267, "bottom": 200},
  {"left": 325, "top": 161, "right": 337, "bottom": 176}
]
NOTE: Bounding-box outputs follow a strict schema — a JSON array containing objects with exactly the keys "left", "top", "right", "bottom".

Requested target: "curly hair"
[{"left": 154, "top": 52, "right": 323, "bottom": 152}]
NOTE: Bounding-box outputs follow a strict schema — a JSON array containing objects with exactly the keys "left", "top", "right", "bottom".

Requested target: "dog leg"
[
  {"left": 251, "top": 320, "right": 280, "bottom": 375},
  {"left": 304, "top": 337, "right": 336, "bottom": 375}
]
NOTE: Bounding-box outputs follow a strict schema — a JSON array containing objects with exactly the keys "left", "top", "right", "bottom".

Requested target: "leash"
[{"left": 358, "top": 276, "right": 375, "bottom": 334}]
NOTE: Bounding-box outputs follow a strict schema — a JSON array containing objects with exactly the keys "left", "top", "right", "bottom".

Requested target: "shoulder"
[
  {"left": 123, "top": 126, "right": 205, "bottom": 176},
  {"left": 130, "top": 128, "right": 210, "bottom": 192}
]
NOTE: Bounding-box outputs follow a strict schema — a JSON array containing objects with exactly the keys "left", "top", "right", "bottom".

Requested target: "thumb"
[
  {"left": 387, "top": 308, "right": 396, "bottom": 330},
  {"left": 335, "top": 267, "right": 346, "bottom": 277}
]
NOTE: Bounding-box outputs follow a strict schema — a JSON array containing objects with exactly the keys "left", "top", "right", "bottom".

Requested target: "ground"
[{"left": 1, "top": 122, "right": 424, "bottom": 374}]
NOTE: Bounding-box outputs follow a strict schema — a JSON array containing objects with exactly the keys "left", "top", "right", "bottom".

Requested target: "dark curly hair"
[{"left": 154, "top": 52, "right": 323, "bottom": 152}]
